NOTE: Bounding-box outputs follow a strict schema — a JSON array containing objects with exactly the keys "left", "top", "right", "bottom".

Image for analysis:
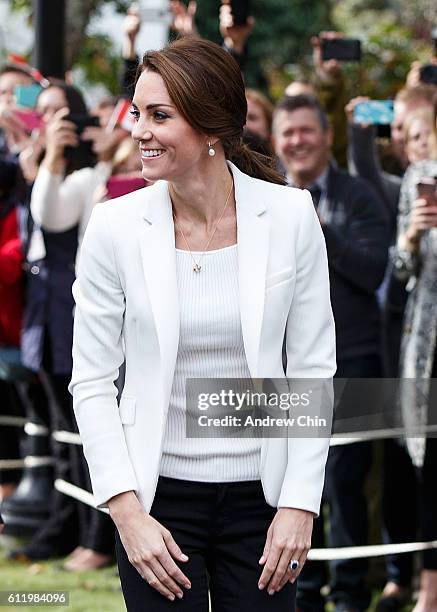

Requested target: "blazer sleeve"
[
  {"left": 68, "top": 203, "right": 139, "bottom": 509},
  {"left": 278, "top": 191, "right": 336, "bottom": 515}
]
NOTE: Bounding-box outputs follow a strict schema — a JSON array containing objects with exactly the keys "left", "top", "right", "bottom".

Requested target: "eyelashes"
[{"left": 129, "top": 109, "right": 169, "bottom": 122}]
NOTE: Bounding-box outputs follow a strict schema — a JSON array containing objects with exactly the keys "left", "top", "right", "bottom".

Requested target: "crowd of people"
[{"left": 0, "top": 2, "right": 437, "bottom": 611}]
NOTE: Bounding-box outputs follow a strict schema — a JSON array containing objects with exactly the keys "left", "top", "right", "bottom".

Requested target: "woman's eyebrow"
[
  {"left": 146, "top": 103, "right": 174, "bottom": 110},
  {"left": 131, "top": 101, "right": 174, "bottom": 110}
]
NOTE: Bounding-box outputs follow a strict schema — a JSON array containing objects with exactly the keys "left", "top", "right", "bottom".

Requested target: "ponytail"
[{"left": 224, "top": 140, "right": 286, "bottom": 186}]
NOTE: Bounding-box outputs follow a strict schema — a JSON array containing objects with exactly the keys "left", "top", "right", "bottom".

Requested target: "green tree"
[{"left": 332, "top": 2, "right": 434, "bottom": 99}]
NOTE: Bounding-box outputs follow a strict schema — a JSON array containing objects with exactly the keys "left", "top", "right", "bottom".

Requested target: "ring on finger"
[{"left": 289, "top": 559, "right": 300, "bottom": 571}]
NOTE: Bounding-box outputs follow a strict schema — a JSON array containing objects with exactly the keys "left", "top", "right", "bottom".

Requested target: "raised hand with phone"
[
  {"left": 42, "top": 107, "right": 79, "bottom": 174},
  {"left": 312, "top": 31, "right": 361, "bottom": 82},
  {"left": 219, "top": 0, "right": 255, "bottom": 57},
  {"left": 398, "top": 177, "right": 437, "bottom": 252}
]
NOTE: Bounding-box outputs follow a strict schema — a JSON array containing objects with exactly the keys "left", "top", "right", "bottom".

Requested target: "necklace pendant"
[{"left": 193, "top": 264, "right": 202, "bottom": 273}]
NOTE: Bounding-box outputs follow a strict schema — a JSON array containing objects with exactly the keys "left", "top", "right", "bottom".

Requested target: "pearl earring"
[{"left": 208, "top": 141, "right": 216, "bottom": 157}]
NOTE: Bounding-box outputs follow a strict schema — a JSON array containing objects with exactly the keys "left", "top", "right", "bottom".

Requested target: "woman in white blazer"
[{"left": 69, "top": 37, "right": 336, "bottom": 611}]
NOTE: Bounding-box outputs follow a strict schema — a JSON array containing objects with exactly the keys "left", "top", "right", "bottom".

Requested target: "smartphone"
[
  {"left": 417, "top": 177, "right": 437, "bottom": 203},
  {"left": 354, "top": 100, "right": 394, "bottom": 126},
  {"left": 14, "top": 84, "right": 42, "bottom": 109},
  {"left": 230, "top": 0, "right": 250, "bottom": 26},
  {"left": 419, "top": 64, "right": 437, "bottom": 86},
  {"left": 66, "top": 114, "right": 100, "bottom": 134},
  {"left": 321, "top": 39, "right": 362, "bottom": 62},
  {"left": 106, "top": 175, "right": 146, "bottom": 199},
  {"left": 14, "top": 109, "right": 43, "bottom": 132}
]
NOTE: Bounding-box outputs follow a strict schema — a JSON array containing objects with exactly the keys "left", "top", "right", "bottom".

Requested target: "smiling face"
[
  {"left": 131, "top": 70, "right": 210, "bottom": 183},
  {"left": 273, "top": 107, "right": 332, "bottom": 186}
]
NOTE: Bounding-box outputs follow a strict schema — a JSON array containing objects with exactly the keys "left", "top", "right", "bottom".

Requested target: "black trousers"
[
  {"left": 382, "top": 438, "right": 417, "bottom": 586},
  {"left": 115, "top": 477, "right": 296, "bottom": 611}
]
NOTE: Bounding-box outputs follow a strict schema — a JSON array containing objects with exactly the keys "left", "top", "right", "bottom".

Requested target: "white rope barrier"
[
  {"left": 0, "top": 456, "right": 53, "bottom": 470},
  {"left": 24, "top": 456, "right": 54, "bottom": 468},
  {"left": 308, "top": 540, "right": 437, "bottom": 561},
  {"left": 24, "top": 422, "right": 49, "bottom": 436},
  {"left": 0, "top": 416, "right": 26, "bottom": 427},
  {"left": 330, "top": 423, "right": 437, "bottom": 446},
  {"left": 54, "top": 479, "right": 109, "bottom": 515},
  {"left": 0, "top": 459, "right": 25, "bottom": 469},
  {"left": 0, "top": 456, "right": 53, "bottom": 468},
  {"left": 52, "top": 430, "right": 82, "bottom": 445}
]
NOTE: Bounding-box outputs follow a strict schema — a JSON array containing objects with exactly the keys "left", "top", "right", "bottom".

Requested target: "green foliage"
[
  {"left": 10, "top": 0, "right": 31, "bottom": 11},
  {"left": 332, "top": 7, "right": 434, "bottom": 99},
  {"left": 74, "top": 34, "right": 122, "bottom": 95}
]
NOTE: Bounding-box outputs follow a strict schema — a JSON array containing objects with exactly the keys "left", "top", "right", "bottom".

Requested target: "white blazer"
[{"left": 69, "top": 162, "right": 336, "bottom": 516}]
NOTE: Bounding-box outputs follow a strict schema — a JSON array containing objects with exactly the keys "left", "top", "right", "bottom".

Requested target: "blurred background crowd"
[{"left": 1, "top": 1, "right": 437, "bottom": 611}]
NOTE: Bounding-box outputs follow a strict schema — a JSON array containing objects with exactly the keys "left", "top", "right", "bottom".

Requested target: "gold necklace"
[{"left": 172, "top": 179, "right": 234, "bottom": 272}]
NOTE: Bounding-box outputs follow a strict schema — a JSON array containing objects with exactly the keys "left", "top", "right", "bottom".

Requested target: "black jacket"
[{"left": 322, "top": 166, "right": 389, "bottom": 360}]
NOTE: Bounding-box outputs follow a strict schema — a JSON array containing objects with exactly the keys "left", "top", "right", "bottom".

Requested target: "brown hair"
[{"left": 138, "top": 37, "right": 285, "bottom": 185}]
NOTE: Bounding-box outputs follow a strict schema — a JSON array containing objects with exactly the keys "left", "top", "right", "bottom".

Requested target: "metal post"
[{"left": 33, "top": 0, "right": 65, "bottom": 79}]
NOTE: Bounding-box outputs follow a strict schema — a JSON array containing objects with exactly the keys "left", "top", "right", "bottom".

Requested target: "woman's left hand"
[{"left": 258, "top": 508, "right": 314, "bottom": 594}]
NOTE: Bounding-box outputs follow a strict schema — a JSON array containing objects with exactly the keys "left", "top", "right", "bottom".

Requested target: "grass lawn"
[{"left": 0, "top": 538, "right": 124, "bottom": 612}]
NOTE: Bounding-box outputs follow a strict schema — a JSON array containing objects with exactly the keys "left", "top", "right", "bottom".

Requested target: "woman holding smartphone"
[
  {"left": 391, "top": 116, "right": 437, "bottom": 611},
  {"left": 70, "top": 37, "right": 335, "bottom": 611}
]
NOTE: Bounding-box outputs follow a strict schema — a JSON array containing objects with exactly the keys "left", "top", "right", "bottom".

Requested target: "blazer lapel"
[
  {"left": 137, "top": 166, "right": 269, "bottom": 383},
  {"left": 231, "top": 163, "right": 269, "bottom": 377},
  {"left": 139, "top": 182, "right": 180, "bottom": 380}
]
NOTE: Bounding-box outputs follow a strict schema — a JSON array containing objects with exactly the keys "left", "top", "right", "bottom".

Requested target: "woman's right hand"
[
  {"left": 109, "top": 493, "right": 191, "bottom": 601},
  {"left": 399, "top": 197, "right": 437, "bottom": 251},
  {"left": 43, "top": 107, "right": 79, "bottom": 171}
]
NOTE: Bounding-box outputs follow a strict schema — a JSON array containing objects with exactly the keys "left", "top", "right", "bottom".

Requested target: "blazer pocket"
[
  {"left": 265, "top": 267, "right": 295, "bottom": 291},
  {"left": 119, "top": 395, "right": 136, "bottom": 425}
]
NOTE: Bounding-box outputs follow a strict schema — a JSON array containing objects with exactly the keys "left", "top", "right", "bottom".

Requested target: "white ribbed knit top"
[{"left": 159, "top": 245, "right": 261, "bottom": 482}]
